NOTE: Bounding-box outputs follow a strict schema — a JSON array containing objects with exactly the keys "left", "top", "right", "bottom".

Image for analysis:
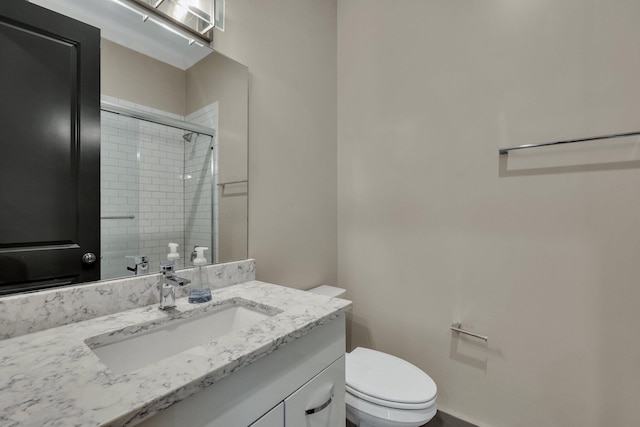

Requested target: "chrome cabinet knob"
[{"left": 82, "top": 252, "right": 97, "bottom": 265}]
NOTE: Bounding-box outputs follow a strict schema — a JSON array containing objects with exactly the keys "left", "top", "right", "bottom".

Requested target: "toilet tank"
[{"left": 307, "top": 285, "right": 346, "bottom": 298}]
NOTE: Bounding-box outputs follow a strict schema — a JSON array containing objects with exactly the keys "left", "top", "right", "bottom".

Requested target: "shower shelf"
[
  {"left": 498, "top": 130, "right": 640, "bottom": 155},
  {"left": 217, "top": 180, "right": 247, "bottom": 194}
]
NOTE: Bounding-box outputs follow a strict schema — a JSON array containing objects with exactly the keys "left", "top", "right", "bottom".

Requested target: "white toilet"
[{"left": 308, "top": 286, "right": 438, "bottom": 427}]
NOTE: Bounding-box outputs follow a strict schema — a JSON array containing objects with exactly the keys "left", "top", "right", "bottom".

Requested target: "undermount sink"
[{"left": 87, "top": 301, "right": 275, "bottom": 374}]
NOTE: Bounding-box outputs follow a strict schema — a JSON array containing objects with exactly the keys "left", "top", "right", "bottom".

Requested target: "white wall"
[
  {"left": 212, "top": 0, "right": 338, "bottom": 288},
  {"left": 338, "top": 1, "right": 640, "bottom": 426}
]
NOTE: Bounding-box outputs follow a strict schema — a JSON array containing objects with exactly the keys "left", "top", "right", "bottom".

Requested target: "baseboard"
[
  {"left": 346, "top": 410, "right": 478, "bottom": 427},
  {"left": 427, "top": 411, "right": 478, "bottom": 427}
]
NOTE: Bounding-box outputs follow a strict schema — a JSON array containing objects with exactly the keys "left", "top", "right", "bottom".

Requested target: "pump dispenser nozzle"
[
  {"left": 167, "top": 243, "right": 180, "bottom": 261},
  {"left": 189, "top": 246, "right": 211, "bottom": 303},
  {"left": 193, "top": 247, "right": 208, "bottom": 266}
]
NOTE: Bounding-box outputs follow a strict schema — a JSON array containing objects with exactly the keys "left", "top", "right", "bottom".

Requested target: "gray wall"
[
  {"left": 337, "top": 0, "right": 640, "bottom": 426},
  {"left": 186, "top": 54, "right": 249, "bottom": 263},
  {"left": 101, "top": 39, "right": 185, "bottom": 116},
  {"left": 212, "top": 0, "right": 338, "bottom": 287},
  {"left": 107, "top": 1, "right": 640, "bottom": 424}
]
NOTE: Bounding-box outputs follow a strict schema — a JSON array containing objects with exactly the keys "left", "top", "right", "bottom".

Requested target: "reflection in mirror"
[
  {"left": 99, "top": 105, "right": 217, "bottom": 280},
  {"left": 30, "top": 0, "right": 248, "bottom": 282}
]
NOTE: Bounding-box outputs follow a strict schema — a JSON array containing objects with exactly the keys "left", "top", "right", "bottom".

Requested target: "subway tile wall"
[
  {"left": 100, "top": 96, "right": 218, "bottom": 280},
  {"left": 100, "top": 106, "right": 141, "bottom": 280}
]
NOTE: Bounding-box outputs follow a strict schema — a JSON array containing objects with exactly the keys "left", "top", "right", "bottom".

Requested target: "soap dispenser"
[
  {"left": 167, "top": 243, "right": 180, "bottom": 261},
  {"left": 189, "top": 247, "right": 212, "bottom": 303}
]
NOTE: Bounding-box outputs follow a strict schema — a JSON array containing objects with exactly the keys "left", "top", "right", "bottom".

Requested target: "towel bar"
[
  {"left": 100, "top": 215, "right": 135, "bottom": 220},
  {"left": 498, "top": 130, "right": 640, "bottom": 155}
]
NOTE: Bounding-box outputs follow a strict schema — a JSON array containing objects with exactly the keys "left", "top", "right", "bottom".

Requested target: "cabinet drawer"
[
  {"left": 284, "top": 356, "right": 345, "bottom": 427},
  {"left": 250, "top": 402, "right": 284, "bottom": 427}
]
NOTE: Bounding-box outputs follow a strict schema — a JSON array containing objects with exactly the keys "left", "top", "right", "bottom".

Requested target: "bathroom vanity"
[
  {"left": 137, "top": 306, "right": 346, "bottom": 427},
  {"left": 0, "top": 260, "right": 350, "bottom": 426}
]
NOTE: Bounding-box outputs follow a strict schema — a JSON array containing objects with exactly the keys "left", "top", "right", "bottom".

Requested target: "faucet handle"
[{"left": 160, "top": 260, "right": 175, "bottom": 274}]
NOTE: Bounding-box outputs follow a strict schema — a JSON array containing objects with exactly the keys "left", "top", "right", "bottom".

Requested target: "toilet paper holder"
[{"left": 450, "top": 323, "right": 488, "bottom": 341}]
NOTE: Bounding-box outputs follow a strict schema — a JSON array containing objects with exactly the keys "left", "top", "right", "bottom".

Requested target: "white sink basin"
[{"left": 88, "top": 302, "right": 274, "bottom": 374}]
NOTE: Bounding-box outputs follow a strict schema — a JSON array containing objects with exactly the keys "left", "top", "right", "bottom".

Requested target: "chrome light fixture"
[{"left": 126, "top": 0, "right": 216, "bottom": 42}]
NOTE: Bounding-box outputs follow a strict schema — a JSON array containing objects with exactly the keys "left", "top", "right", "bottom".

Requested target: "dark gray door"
[{"left": 0, "top": 0, "right": 100, "bottom": 294}]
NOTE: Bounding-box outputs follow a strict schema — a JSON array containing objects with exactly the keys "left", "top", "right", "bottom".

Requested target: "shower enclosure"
[{"left": 100, "top": 100, "right": 218, "bottom": 280}]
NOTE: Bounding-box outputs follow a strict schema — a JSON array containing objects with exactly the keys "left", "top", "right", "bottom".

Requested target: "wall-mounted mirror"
[{"left": 30, "top": 0, "right": 248, "bottom": 282}]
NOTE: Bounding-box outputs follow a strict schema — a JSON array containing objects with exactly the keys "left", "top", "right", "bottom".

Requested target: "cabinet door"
[
  {"left": 250, "top": 402, "right": 284, "bottom": 427},
  {"left": 284, "top": 356, "right": 345, "bottom": 427},
  {"left": 0, "top": 0, "right": 101, "bottom": 294}
]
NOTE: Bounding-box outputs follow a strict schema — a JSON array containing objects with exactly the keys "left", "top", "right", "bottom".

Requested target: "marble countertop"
[{"left": 0, "top": 281, "right": 351, "bottom": 427}]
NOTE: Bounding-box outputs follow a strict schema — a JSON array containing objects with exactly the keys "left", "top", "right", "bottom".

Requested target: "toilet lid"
[{"left": 346, "top": 347, "right": 437, "bottom": 409}]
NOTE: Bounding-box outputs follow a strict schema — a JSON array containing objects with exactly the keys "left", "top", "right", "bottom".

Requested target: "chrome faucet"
[
  {"left": 158, "top": 261, "right": 191, "bottom": 310},
  {"left": 126, "top": 255, "right": 149, "bottom": 275}
]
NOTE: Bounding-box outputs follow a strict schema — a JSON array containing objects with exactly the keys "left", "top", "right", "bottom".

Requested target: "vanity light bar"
[
  {"left": 200, "top": 23, "right": 215, "bottom": 34},
  {"left": 149, "top": 16, "right": 203, "bottom": 46},
  {"left": 109, "top": 0, "right": 148, "bottom": 18},
  {"left": 126, "top": 0, "right": 214, "bottom": 43},
  {"left": 108, "top": 0, "right": 211, "bottom": 44}
]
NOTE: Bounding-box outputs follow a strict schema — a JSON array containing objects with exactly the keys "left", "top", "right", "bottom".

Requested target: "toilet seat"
[
  {"left": 346, "top": 385, "right": 436, "bottom": 410},
  {"left": 346, "top": 347, "right": 437, "bottom": 409}
]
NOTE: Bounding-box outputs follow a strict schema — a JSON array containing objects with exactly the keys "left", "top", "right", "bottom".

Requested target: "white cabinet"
[
  {"left": 249, "top": 356, "right": 345, "bottom": 427},
  {"left": 250, "top": 403, "right": 284, "bottom": 427},
  {"left": 137, "top": 314, "right": 346, "bottom": 427},
  {"left": 285, "top": 357, "right": 345, "bottom": 427}
]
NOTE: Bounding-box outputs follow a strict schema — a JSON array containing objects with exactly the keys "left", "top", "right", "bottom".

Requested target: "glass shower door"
[
  {"left": 184, "top": 133, "right": 215, "bottom": 265},
  {"left": 100, "top": 109, "right": 216, "bottom": 281}
]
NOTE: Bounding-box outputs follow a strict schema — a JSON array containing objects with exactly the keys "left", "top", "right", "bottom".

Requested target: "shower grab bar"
[
  {"left": 498, "top": 130, "right": 640, "bottom": 155},
  {"left": 101, "top": 215, "right": 136, "bottom": 220},
  {"left": 450, "top": 323, "right": 488, "bottom": 341}
]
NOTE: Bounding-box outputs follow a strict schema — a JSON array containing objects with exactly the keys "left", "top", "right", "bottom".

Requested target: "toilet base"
[{"left": 346, "top": 392, "right": 437, "bottom": 427}]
